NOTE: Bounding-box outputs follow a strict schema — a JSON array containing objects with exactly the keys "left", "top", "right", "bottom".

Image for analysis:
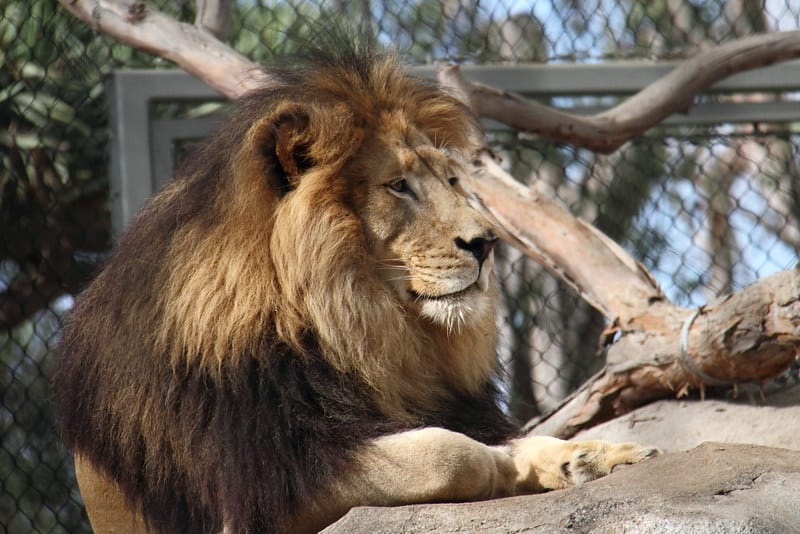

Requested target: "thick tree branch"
[
  {"left": 527, "top": 266, "right": 800, "bottom": 438},
  {"left": 458, "top": 102, "right": 800, "bottom": 440},
  {"left": 439, "top": 31, "right": 800, "bottom": 153},
  {"left": 462, "top": 152, "right": 663, "bottom": 320},
  {"left": 56, "top": 0, "right": 271, "bottom": 98}
]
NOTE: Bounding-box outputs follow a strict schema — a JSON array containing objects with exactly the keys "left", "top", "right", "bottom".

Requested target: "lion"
[{"left": 54, "top": 42, "right": 658, "bottom": 533}]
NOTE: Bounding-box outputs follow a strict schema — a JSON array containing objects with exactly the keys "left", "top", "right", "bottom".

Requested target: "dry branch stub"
[{"left": 194, "top": 0, "right": 233, "bottom": 41}]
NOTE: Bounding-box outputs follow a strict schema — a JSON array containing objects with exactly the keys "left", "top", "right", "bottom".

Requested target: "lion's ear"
[{"left": 259, "top": 106, "right": 315, "bottom": 195}]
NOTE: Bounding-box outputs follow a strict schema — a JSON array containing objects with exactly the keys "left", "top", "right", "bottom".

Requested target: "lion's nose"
[{"left": 454, "top": 233, "right": 498, "bottom": 263}]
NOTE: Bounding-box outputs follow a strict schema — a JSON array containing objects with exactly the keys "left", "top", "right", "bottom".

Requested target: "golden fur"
[
  {"left": 151, "top": 54, "right": 498, "bottom": 417},
  {"left": 55, "top": 44, "right": 658, "bottom": 533}
]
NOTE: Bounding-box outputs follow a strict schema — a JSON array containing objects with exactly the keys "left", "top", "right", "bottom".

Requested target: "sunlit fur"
[
  {"left": 152, "top": 51, "right": 500, "bottom": 415},
  {"left": 54, "top": 42, "right": 514, "bottom": 533},
  {"left": 417, "top": 252, "right": 496, "bottom": 333}
]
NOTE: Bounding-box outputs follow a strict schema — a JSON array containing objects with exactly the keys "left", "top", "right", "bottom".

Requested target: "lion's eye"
[
  {"left": 448, "top": 177, "right": 459, "bottom": 187},
  {"left": 387, "top": 178, "right": 412, "bottom": 196}
]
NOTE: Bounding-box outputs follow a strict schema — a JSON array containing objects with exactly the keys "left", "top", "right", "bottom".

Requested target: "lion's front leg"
[
  {"left": 303, "top": 431, "right": 659, "bottom": 532},
  {"left": 301, "top": 427, "right": 518, "bottom": 531},
  {"left": 508, "top": 436, "right": 661, "bottom": 493},
  {"left": 342, "top": 427, "right": 519, "bottom": 502}
]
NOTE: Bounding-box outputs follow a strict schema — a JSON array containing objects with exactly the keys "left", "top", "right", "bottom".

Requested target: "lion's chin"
[
  {"left": 418, "top": 287, "right": 494, "bottom": 333},
  {"left": 410, "top": 260, "right": 495, "bottom": 332}
]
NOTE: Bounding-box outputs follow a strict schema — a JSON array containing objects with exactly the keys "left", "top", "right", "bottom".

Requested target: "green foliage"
[{"left": 0, "top": 0, "right": 179, "bottom": 211}]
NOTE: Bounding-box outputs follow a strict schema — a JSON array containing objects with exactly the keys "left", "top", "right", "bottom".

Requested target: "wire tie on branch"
[{"left": 679, "top": 307, "right": 733, "bottom": 389}]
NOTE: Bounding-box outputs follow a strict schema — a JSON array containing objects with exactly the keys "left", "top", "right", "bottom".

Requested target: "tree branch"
[
  {"left": 459, "top": 150, "right": 799, "bottom": 439},
  {"left": 462, "top": 151, "right": 663, "bottom": 321},
  {"left": 56, "top": 0, "right": 271, "bottom": 99},
  {"left": 439, "top": 31, "right": 800, "bottom": 153},
  {"left": 527, "top": 266, "right": 800, "bottom": 438}
]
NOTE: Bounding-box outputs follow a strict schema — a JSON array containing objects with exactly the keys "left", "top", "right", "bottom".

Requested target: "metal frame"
[
  {"left": 106, "top": 71, "right": 221, "bottom": 235},
  {"left": 108, "top": 60, "right": 800, "bottom": 236}
]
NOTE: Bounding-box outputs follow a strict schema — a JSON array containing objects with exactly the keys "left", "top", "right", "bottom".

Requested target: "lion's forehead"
[{"left": 394, "top": 143, "right": 464, "bottom": 179}]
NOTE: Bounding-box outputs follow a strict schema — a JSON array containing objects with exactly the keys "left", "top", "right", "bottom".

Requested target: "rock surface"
[
  {"left": 575, "top": 383, "right": 800, "bottom": 452},
  {"left": 323, "top": 443, "right": 800, "bottom": 534}
]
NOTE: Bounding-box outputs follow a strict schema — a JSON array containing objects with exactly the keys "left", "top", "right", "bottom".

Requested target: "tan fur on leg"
[
  {"left": 299, "top": 428, "right": 518, "bottom": 532},
  {"left": 74, "top": 455, "right": 148, "bottom": 534}
]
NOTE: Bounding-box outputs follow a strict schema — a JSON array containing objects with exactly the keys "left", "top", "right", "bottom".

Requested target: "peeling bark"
[{"left": 527, "top": 267, "right": 800, "bottom": 438}]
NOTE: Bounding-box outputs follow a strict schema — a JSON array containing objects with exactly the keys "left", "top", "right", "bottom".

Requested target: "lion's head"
[
  {"left": 355, "top": 123, "right": 498, "bottom": 329},
  {"left": 141, "top": 48, "right": 501, "bottom": 414}
]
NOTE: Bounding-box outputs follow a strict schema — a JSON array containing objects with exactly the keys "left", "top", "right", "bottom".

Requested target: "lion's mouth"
[
  {"left": 406, "top": 262, "right": 493, "bottom": 302},
  {"left": 408, "top": 284, "right": 476, "bottom": 302}
]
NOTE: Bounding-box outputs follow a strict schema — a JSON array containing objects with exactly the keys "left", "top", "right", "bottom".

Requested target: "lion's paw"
[
  {"left": 564, "top": 441, "right": 661, "bottom": 485},
  {"left": 509, "top": 436, "right": 660, "bottom": 493}
]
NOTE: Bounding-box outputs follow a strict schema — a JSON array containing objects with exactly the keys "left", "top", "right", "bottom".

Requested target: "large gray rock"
[{"left": 324, "top": 443, "right": 800, "bottom": 533}]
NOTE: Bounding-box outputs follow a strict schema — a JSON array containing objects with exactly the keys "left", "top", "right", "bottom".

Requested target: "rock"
[
  {"left": 575, "top": 383, "right": 800, "bottom": 453},
  {"left": 323, "top": 443, "right": 800, "bottom": 534}
]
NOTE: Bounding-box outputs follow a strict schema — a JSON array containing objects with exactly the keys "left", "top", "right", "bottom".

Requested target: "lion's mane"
[{"left": 54, "top": 42, "right": 514, "bottom": 532}]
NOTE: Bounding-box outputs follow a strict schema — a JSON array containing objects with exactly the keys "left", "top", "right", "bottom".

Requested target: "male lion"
[{"left": 54, "top": 43, "right": 657, "bottom": 533}]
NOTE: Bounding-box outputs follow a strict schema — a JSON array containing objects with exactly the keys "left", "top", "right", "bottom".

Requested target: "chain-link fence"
[{"left": 2, "top": 1, "right": 800, "bottom": 531}]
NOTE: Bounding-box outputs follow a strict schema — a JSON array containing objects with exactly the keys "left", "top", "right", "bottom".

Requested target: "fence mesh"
[{"left": 2, "top": 1, "right": 799, "bottom": 531}]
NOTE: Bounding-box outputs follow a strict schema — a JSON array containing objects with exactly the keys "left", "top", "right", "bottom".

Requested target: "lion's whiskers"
[{"left": 375, "top": 264, "right": 406, "bottom": 271}]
